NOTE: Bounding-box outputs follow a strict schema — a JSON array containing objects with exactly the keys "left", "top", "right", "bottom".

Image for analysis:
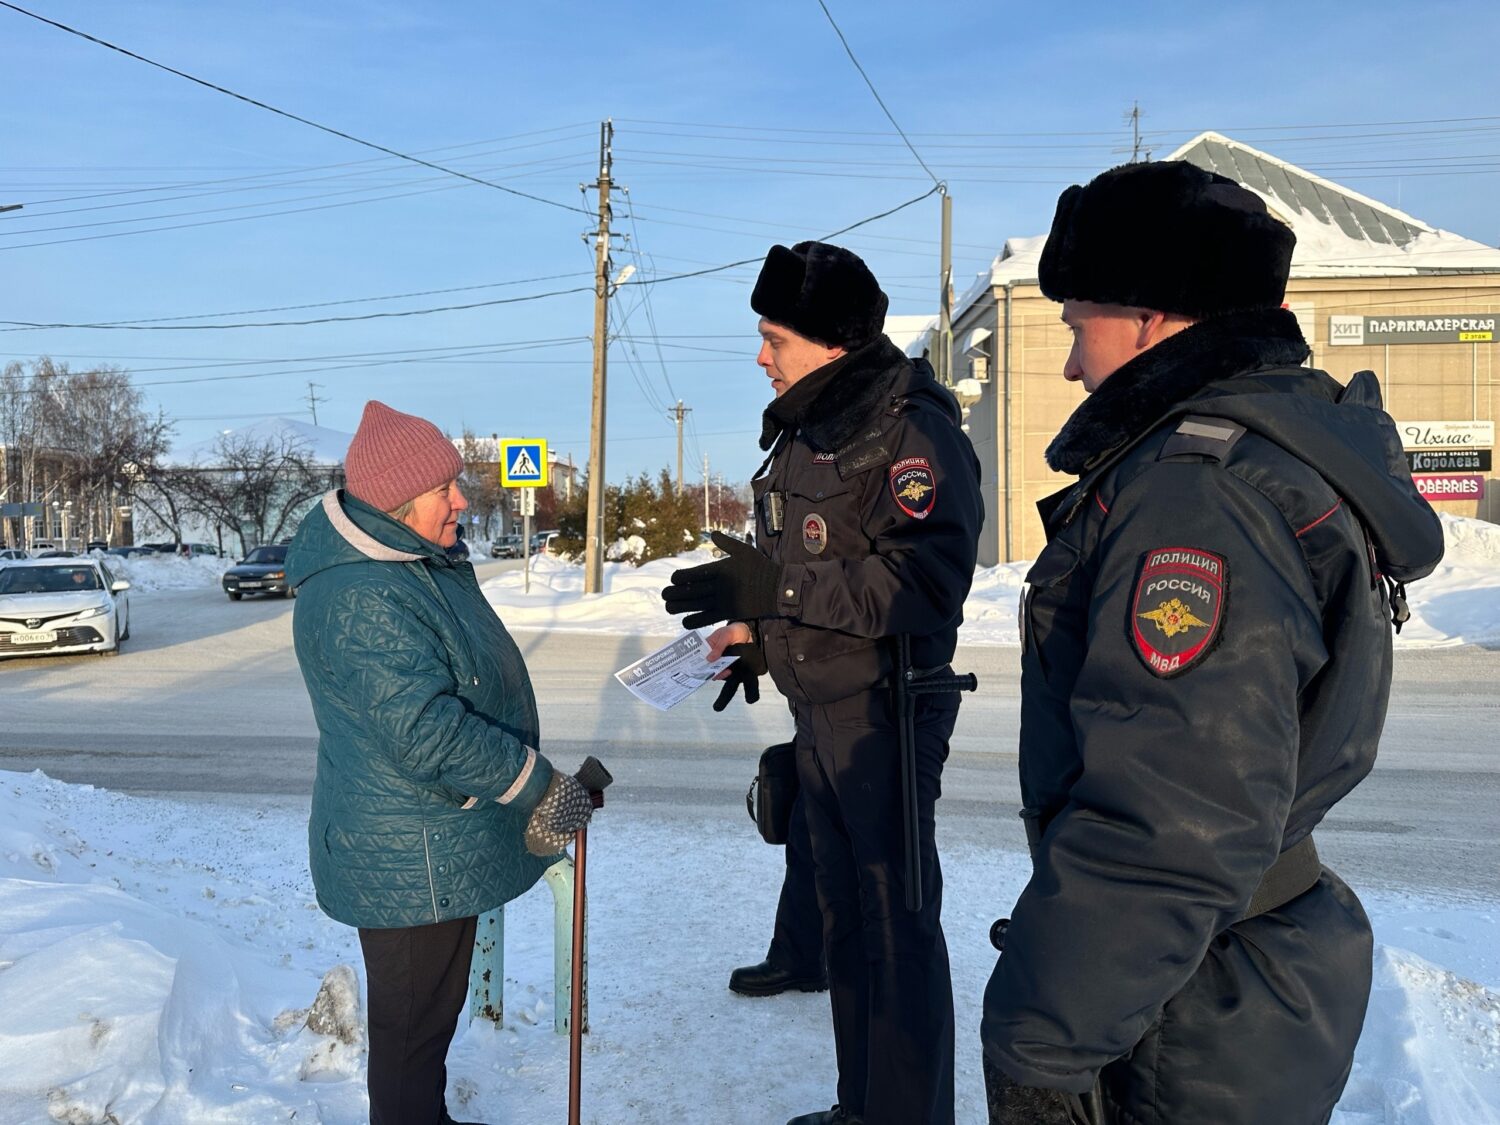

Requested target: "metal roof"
[{"left": 1168, "top": 132, "right": 1432, "bottom": 249}]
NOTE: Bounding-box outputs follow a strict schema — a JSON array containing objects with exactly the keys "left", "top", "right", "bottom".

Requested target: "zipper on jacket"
[{"left": 421, "top": 824, "right": 441, "bottom": 921}]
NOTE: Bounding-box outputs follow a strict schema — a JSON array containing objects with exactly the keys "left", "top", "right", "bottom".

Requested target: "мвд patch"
[
  {"left": 890, "top": 457, "right": 936, "bottom": 519},
  {"left": 1129, "top": 547, "right": 1227, "bottom": 677}
]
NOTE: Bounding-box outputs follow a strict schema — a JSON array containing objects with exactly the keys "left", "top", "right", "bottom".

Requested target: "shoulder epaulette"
[{"left": 1158, "top": 415, "right": 1247, "bottom": 463}]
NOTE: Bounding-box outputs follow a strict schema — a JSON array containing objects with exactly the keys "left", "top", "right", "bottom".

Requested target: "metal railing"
[{"left": 467, "top": 855, "right": 587, "bottom": 1035}]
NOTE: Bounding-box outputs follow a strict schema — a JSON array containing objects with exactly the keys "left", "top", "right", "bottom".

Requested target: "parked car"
[
  {"left": 106, "top": 545, "right": 157, "bottom": 559},
  {"left": 489, "top": 534, "right": 524, "bottom": 559},
  {"left": 35, "top": 549, "right": 77, "bottom": 558},
  {"left": 184, "top": 542, "right": 221, "bottom": 557},
  {"left": 85, "top": 540, "right": 109, "bottom": 553},
  {"left": 0, "top": 548, "right": 29, "bottom": 562},
  {"left": 221, "top": 545, "right": 292, "bottom": 600},
  {"left": 0, "top": 557, "right": 131, "bottom": 659},
  {"left": 530, "top": 530, "right": 560, "bottom": 555}
]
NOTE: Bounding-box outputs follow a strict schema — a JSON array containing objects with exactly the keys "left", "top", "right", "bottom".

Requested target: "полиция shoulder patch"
[{"left": 1129, "top": 546, "right": 1227, "bottom": 677}]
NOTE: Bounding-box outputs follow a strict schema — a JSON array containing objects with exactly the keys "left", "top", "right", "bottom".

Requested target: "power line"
[
  {"left": 0, "top": 1, "right": 590, "bottom": 216},
  {"left": 2, "top": 185, "right": 942, "bottom": 330},
  {"left": 812, "top": 0, "right": 940, "bottom": 187}
]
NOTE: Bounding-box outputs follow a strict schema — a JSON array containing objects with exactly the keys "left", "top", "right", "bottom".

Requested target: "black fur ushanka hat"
[
  {"left": 751, "top": 240, "right": 889, "bottom": 350},
  {"left": 1038, "top": 161, "right": 1296, "bottom": 319}
]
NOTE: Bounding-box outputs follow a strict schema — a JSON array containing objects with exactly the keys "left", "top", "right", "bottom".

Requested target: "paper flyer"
[{"left": 614, "top": 628, "right": 739, "bottom": 711}]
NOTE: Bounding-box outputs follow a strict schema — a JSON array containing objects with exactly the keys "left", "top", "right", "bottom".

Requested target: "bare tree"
[
  {"left": 456, "top": 429, "right": 505, "bottom": 538},
  {"left": 175, "top": 430, "right": 339, "bottom": 555},
  {"left": 1, "top": 357, "right": 171, "bottom": 547}
]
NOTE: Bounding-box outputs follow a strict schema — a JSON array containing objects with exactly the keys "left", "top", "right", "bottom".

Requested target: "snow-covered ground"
[
  {"left": 106, "top": 553, "right": 233, "bottom": 593},
  {"left": 484, "top": 515, "right": 1500, "bottom": 649},
  {"left": 1, "top": 771, "right": 1496, "bottom": 1124}
]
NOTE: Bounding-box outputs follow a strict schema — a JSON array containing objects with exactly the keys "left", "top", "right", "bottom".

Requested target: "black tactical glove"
[
  {"left": 713, "top": 642, "right": 766, "bottom": 711},
  {"left": 663, "top": 531, "right": 783, "bottom": 630},
  {"left": 524, "top": 770, "right": 594, "bottom": 857},
  {"left": 983, "top": 1055, "right": 1079, "bottom": 1125}
]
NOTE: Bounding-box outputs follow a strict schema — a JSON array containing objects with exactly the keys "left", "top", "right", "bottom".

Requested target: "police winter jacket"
[
  {"left": 981, "top": 309, "right": 1444, "bottom": 1124},
  {"left": 286, "top": 490, "right": 554, "bottom": 929},
  {"left": 752, "top": 336, "right": 984, "bottom": 704}
]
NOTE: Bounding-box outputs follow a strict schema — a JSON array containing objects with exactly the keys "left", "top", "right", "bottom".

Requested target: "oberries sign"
[
  {"left": 1398, "top": 421, "right": 1493, "bottom": 506},
  {"left": 1414, "top": 475, "right": 1486, "bottom": 501}
]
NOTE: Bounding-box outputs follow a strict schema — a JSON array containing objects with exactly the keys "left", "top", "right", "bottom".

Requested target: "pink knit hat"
[{"left": 344, "top": 400, "right": 465, "bottom": 512}]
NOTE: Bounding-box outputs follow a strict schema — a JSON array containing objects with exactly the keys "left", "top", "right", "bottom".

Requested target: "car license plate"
[
  {"left": 239, "top": 581, "right": 263, "bottom": 588},
  {"left": 12, "top": 630, "right": 58, "bottom": 645}
]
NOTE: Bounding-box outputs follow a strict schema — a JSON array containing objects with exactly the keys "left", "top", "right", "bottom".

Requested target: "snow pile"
[
  {"left": 481, "top": 550, "right": 710, "bottom": 635},
  {"left": 1393, "top": 515, "right": 1500, "bottom": 649},
  {"left": 0, "top": 770, "right": 1497, "bottom": 1122},
  {"left": 107, "top": 552, "right": 233, "bottom": 592},
  {"left": 482, "top": 517, "right": 1500, "bottom": 650}
]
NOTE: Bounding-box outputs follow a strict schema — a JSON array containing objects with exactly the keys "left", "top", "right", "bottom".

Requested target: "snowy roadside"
[
  {"left": 1, "top": 770, "right": 1496, "bottom": 1124},
  {"left": 483, "top": 515, "right": 1500, "bottom": 649},
  {"left": 104, "top": 553, "right": 232, "bottom": 593}
]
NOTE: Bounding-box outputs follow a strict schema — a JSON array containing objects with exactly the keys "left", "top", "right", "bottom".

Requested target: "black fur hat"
[
  {"left": 751, "top": 240, "right": 889, "bottom": 350},
  {"left": 1038, "top": 161, "right": 1295, "bottom": 319}
]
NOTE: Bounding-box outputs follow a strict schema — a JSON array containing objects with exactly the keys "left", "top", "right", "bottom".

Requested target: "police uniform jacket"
[
  {"left": 752, "top": 336, "right": 984, "bottom": 705},
  {"left": 980, "top": 309, "right": 1445, "bottom": 1122}
]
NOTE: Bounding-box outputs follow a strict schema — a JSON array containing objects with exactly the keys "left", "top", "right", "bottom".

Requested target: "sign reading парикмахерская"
[{"left": 1329, "top": 314, "right": 1497, "bottom": 346}]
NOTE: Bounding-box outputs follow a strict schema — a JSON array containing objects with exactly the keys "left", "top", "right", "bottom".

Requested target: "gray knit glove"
[
  {"left": 983, "top": 1054, "right": 1080, "bottom": 1125},
  {"left": 524, "top": 771, "right": 594, "bottom": 857}
]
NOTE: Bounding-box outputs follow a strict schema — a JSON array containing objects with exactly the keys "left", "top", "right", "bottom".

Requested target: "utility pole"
[
  {"left": 306, "top": 381, "right": 327, "bottom": 426},
  {"left": 669, "top": 401, "right": 691, "bottom": 496},
  {"left": 583, "top": 120, "right": 614, "bottom": 594},
  {"left": 702, "top": 453, "right": 710, "bottom": 531},
  {"left": 1128, "top": 101, "right": 1149, "bottom": 163},
  {"left": 936, "top": 186, "right": 953, "bottom": 386}
]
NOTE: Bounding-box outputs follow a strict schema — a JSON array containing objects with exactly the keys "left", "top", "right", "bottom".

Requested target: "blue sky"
[{"left": 3, "top": 0, "right": 1498, "bottom": 483}]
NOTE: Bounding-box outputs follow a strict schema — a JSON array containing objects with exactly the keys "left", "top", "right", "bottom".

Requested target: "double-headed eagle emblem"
[
  {"left": 898, "top": 479, "right": 933, "bottom": 504},
  {"left": 1138, "top": 598, "right": 1209, "bottom": 639}
]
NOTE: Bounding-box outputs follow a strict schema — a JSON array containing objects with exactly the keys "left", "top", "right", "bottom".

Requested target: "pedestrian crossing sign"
[{"left": 499, "top": 438, "right": 549, "bottom": 488}]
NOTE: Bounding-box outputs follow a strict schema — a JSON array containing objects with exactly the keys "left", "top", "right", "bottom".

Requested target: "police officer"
[
  {"left": 726, "top": 791, "right": 828, "bottom": 998},
  {"left": 664, "top": 241, "right": 983, "bottom": 1125},
  {"left": 980, "top": 162, "right": 1446, "bottom": 1124}
]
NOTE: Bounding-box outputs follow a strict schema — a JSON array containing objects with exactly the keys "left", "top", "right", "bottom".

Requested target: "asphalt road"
[{"left": 2, "top": 561, "right": 1497, "bottom": 899}]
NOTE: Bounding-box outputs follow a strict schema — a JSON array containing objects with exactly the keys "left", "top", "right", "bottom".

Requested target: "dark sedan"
[{"left": 222, "top": 545, "right": 293, "bottom": 600}]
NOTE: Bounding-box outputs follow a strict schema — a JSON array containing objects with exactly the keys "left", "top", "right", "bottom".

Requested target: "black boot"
[
  {"left": 787, "top": 1107, "right": 862, "bottom": 1125},
  {"left": 728, "top": 959, "right": 828, "bottom": 997}
]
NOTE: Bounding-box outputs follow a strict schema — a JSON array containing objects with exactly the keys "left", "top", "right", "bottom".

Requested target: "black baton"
[{"left": 894, "top": 634, "right": 978, "bottom": 912}]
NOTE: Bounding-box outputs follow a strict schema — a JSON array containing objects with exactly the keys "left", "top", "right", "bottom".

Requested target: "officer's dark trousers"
[
  {"left": 794, "top": 691, "right": 958, "bottom": 1125},
  {"left": 358, "top": 915, "right": 477, "bottom": 1125},
  {"left": 767, "top": 792, "right": 826, "bottom": 974}
]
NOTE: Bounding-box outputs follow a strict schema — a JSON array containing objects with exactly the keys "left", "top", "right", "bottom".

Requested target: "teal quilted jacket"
[{"left": 287, "top": 490, "right": 554, "bottom": 928}]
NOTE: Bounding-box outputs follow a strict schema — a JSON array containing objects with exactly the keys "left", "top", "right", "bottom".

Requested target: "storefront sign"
[
  {"left": 1414, "top": 475, "right": 1486, "bottom": 501},
  {"left": 1399, "top": 420, "right": 1495, "bottom": 450},
  {"left": 1329, "top": 314, "right": 1497, "bottom": 346},
  {"left": 1407, "top": 449, "right": 1492, "bottom": 473}
]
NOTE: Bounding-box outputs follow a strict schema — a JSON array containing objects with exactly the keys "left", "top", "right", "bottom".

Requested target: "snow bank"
[
  {"left": 483, "top": 517, "right": 1500, "bottom": 649},
  {"left": 0, "top": 770, "right": 1497, "bottom": 1123},
  {"left": 106, "top": 553, "right": 232, "bottom": 592}
]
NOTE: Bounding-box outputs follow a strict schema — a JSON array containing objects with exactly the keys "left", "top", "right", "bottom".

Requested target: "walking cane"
[{"left": 569, "top": 757, "right": 613, "bottom": 1125}]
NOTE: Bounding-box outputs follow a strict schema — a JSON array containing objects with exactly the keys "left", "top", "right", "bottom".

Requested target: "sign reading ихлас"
[
  {"left": 1398, "top": 420, "right": 1495, "bottom": 450},
  {"left": 1329, "top": 314, "right": 1497, "bottom": 346}
]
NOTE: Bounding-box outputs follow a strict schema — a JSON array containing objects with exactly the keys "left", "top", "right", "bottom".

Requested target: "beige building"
[{"left": 930, "top": 132, "right": 1500, "bottom": 565}]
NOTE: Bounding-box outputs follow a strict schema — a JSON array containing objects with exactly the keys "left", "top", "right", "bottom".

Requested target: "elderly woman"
[{"left": 287, "top": 400, "right": 597, "bottom": 1125}]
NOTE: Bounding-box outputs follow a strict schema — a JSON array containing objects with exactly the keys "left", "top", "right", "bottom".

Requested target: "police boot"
[
  {"left": 786, "top": 1107, "right": 862, "bottom": 1125},
  {"left": 728, "top": 959, "right": 828, "bottom": 997}
]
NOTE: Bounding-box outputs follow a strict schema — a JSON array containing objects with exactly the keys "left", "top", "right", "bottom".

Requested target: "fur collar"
[
  {"left": 1046, "top": 308, "right": 1310, "bottom": 474},
  {"left": 759, "top": 336, "right": 909, "bottom": 451}
]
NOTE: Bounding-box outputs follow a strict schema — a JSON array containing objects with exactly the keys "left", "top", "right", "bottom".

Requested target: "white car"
[
  {"left": 0, "top": 548, "right": 29, "bottom": 562},
  {"left": 0, "top": 557, "right": 132, "bottom": 659}
]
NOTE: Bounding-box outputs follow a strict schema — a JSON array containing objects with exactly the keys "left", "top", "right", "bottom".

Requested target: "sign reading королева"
[{"left": 498, "top": 439, "right": 549, "bottom": 489}]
